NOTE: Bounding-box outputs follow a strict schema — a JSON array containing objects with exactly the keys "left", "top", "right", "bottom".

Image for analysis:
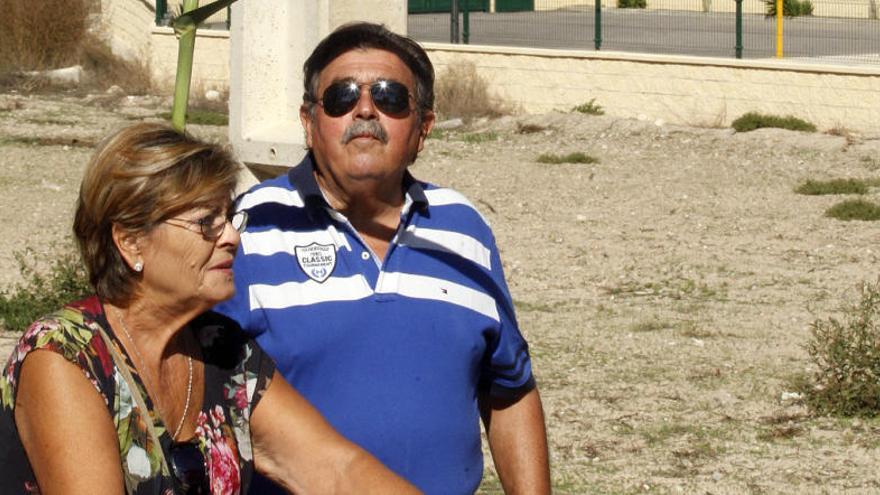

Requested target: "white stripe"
[
  {"left": 238, "top": 187, "right": 304, "bottom": 210},
  {"left": 399, "top": 226, "right": 491, "bottom": 270},
  {"left": 377, "top": 272, "right": 499, "bottom": 322},
  {"left": 249, "top": 276, "right": 373, "bottom": 309},
  {"left": 424, "top": 188, "right": 489, "bottom": 225},
  {"left": 242, "top": 229, "right": 349, "bottom": 256}
]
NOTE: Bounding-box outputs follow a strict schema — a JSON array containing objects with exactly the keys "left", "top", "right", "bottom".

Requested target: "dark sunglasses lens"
[
  {"left": 322, "top": 82, "right": 359, "bottom": 117},
  {"left": 170, "top": 443, "right": 207, "bottom": 493},
  {"left": 371, "top": 81, "right": 410, "bottom": 114}
]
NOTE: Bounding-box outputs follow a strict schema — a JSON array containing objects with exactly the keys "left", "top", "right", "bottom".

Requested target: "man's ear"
[
  {"left": 417, "top": 110, "right": 436, "bottom": 153},
  {"left": 300, "top": 104, "right": 314, "bottom": 148},
  {"left": 111, "top": 223, "right": 142, "bottom": 272}
]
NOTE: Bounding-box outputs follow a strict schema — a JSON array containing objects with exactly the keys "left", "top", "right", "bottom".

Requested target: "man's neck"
[{"left": 314, "top": 169, "right": 405, "bottom": 260}]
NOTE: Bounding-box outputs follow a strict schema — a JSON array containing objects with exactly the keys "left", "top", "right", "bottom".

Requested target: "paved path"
[{"left": 409, "top": 9, "right": 880, "bottom": 65}]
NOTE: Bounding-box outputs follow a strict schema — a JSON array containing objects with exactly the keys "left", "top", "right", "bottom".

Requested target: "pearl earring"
[{"left": 133, "top": 261, "right": 143, "bottom": 272}]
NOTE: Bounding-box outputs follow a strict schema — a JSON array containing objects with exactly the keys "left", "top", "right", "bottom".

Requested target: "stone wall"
[{"left": 425, "top": 43, "right": 880, "bottom": 133}]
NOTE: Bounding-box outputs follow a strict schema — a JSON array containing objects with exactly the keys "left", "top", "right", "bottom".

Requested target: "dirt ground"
[{"left": 3, "top": 91, "right": 880, "bottom": 494}]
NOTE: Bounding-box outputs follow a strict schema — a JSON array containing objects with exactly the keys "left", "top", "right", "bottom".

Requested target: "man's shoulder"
[
  {"left": 420, "top": 182, "right": 493, "bottom": 230},
  {"left": 237, "top": 172, "right": 304, "bottom": 212}
]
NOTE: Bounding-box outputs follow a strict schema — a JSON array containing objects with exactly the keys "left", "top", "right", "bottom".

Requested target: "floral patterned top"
[{"left": 0, "top": 296, "right": 275, "bottom": 494}]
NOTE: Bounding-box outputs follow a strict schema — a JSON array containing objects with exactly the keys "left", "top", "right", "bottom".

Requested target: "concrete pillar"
[{"left": 229, "top": 0, "right": 407, "bottom": 178}]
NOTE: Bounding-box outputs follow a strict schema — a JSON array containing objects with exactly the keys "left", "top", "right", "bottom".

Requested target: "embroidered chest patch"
[{"left": 295, "top": 242, "right": 336, "bottom": 283}]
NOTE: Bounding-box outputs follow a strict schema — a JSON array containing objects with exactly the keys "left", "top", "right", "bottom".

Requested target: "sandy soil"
[{"left": 3, "top": 92, "right": 880, "bottom": 494}]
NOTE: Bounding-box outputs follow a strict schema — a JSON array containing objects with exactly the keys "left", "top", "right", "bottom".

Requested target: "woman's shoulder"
[
  {"left": 14, "top": 295, "right": 106, "bottom": 360},
  {"left": 1, "top": 295, "right": 113, "bottom": 408}
]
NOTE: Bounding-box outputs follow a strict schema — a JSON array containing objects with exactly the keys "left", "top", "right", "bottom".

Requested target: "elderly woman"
[{"left": 0, "top": 123, "right": 418, "bottom": 494}]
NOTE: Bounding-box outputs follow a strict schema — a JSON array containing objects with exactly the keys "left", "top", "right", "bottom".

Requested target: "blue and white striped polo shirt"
[{"left": 216, "top": 154, "right": 534, "bottom": 494}]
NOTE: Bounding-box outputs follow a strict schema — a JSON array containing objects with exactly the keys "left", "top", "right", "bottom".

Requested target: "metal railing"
[{"left": 408, "top": 0, "right": 880, "bottom": 65}]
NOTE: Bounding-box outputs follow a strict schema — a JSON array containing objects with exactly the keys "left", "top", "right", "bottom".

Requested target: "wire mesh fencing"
[{"left": 408, "top": 0, "right": 880, "bottom": 65}]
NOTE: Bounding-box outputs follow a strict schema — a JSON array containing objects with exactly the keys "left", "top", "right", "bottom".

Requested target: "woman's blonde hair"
[{"left": 74, "top": 123, "right": 240, "bottom": 304}]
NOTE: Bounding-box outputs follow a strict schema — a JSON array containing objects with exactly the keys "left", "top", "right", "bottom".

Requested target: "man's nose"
[{"left": 353, "top": 86, "right": 378, "bottom": 119}]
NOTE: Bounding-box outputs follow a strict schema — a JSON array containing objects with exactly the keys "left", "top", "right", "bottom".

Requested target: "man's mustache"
[{"left": 341, "top": 120, "right": 389, "bottom": 144}]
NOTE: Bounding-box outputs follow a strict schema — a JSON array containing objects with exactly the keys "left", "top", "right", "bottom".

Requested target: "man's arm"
[{"left": 480, "top": 387, "right": 551, "bottom": 495}]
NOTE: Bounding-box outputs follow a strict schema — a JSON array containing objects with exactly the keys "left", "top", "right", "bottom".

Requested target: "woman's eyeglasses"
[
  {"left": 166, "top": 209, "right": 248, "bottom": 241},
  {"left": 169, "top": 441, "right": 208, "bottom": 494},
  {"left": 318, "top": 79, "right": 413, "bottom": 117}
]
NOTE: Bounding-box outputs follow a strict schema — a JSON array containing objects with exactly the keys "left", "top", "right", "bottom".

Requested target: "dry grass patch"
[
  {"left": 0, "top": 0, "right": 88, "bottom": 72},
  {"left": 434, "top": 61, "right": 510, "bottom": 122}
]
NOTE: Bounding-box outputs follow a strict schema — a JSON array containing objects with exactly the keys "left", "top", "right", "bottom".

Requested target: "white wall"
[
  {"left": 97, "top": 0, "right": 154, "bottom": 61},
  {"left": 424, "top": 44, "right": 880, "bottom": 133},
  {"left": 149, "top": 27, "right": 230, "bottom": 92}
]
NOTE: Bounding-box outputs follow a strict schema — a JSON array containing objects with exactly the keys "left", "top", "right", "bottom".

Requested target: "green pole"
[
  {"left": 463, "top": 1, "right": 470, "bottom": 44},
  {"left": 171, "top": 0, "right": 199, "bottom": 133},
  {"left": 169, "top": 0, "right": 240, "bottom": 132},
  {"left": 735, "top": 0, "right": 743, "bottom": 58},
  {"left": 156, "top": 0, "right": 167, "bottom": 25},
  {"left": 594, "top": 0, "right": 602, "bottom": 50},
  {"left": 451, "top": 0, "right": 460, "bottom": 43}
]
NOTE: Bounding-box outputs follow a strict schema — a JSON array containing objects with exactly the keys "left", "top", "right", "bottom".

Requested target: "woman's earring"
[{"left": 133, "top": 261, "right": 143, "bottom": 273}]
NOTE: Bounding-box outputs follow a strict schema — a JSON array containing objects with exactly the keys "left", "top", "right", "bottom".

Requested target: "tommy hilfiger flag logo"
[{"left": 295, "top": 242, "right": 336, "bottom": 283}]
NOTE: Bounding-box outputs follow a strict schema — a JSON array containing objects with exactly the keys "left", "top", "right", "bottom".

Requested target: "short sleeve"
[
  {"left": 242, "top": 339, "right": 276, "bottom": 413},
  {"left": 1, "top": 306, "right": 116, "bottom": 411},
  {"left": 478, "top": 233, "right": 536, "bottom": 400}
]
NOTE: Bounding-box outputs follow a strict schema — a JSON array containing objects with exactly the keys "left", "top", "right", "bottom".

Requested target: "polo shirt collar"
[{"left": 288, "top": 152, "right": 429, "bottom": 214}]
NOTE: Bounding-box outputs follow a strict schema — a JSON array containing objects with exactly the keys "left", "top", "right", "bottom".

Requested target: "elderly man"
[{"left": 217, "top": 22, "right": 550, "bottom": 494}]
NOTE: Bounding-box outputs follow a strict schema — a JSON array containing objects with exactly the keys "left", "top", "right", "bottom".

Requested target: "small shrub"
[
  {"left": 618, "top": 0, "right": 647, "bottom": 7},
  {"left": 825, "top": 199, "right": 880, "bottom": 221},
  {"left": 0, "top": 248, "right": 91, "bottom": 333},
  {"left": 732, "top": 112, "right": 817, "bottom": 133},
  {"left": 795, "top": 178, "right": 870, "bottom": 196},
  {"left": 0, "top": 0, "right": 88, "bottom": 72},
  {"left": 571, "top": 99, "right": 605, "bottom": 116},
  {"left": 765, "top": 0, "right": 814, "bottom": 16},
  {"left": 434, "top": 61, "right": 510, "bottom": 122},
  {"left": 536, "top": 152, "right": 598, "bottom": 164},
  {"left": 801, "top": 279, "right": 880, "bottom": 416}
]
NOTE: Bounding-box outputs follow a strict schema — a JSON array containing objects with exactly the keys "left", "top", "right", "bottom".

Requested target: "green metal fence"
[{"left": 408, "top": 0, "right": 880, "bottom": 65}]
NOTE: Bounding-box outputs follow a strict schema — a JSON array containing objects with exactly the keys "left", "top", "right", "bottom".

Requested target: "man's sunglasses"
[
  {"left": 318, "top": 79, "right": 413, "bottom": 117},
  {"left": 170, "top": 441, "right": 208, "bottom": 494}
]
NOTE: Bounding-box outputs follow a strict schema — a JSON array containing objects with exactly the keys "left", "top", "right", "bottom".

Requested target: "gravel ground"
[{"left": 3, "top": 91, "right": 880, "bottom": 493}]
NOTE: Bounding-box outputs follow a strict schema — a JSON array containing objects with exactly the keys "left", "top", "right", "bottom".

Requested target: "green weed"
[
  {"left": 732, "top": 112, "right": 817, "bottom": 133},
  {"left": 536, "top": 152, "right": 598, "bottom": 165},
  {"left": 800, "top": 279, "right": 880, "bottom": 416},
  {"left": 571, "top": 99, "right": 605, "bottom": 115},
  {"left": 0, "top": 248, "right": 91, "bottom": 333},
  {"left": 765, "top": 0, "right": 814, "bottom": 16},
  {"left": 795, "top": 178, "right": 872, "bottom": 196},
  {"left": 159, "top": 109, "right": 228, "bottom": 126},
  {"left": 825, "top": 199, "right": 880, "bottom": 221},
  {"left": 460, "top": 131, "right": 498, "bottom": 144}
]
